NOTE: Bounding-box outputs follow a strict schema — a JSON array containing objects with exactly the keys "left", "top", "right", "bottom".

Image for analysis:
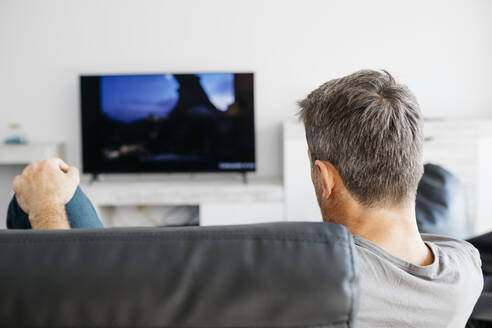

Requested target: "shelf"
[
  {"left": 81, "top": 178, "right": 284, "bottom": 207},
  {"left": 0, "top": 143, "right": 64, "bottom": 165}
]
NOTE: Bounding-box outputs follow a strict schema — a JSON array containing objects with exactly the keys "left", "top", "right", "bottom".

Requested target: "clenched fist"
[{"left": 13, "top": 158, "right": 80, "bottom": 229}]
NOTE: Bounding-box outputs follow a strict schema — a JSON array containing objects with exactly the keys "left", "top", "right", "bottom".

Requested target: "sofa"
[{"left": 0, "top": 222, "right": 358, "bottom": 327}]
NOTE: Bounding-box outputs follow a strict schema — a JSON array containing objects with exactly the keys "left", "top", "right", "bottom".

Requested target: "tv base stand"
[{"left": 89, "top": 173, "right": 99, "bottom": 185}]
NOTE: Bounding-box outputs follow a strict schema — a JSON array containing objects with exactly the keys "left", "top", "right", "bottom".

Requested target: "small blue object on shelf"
[
  {"left": 5, "top": 136, "right": 27, "bottom": 145},
  {"left": 4, "top": 123, "right": 28, "bottom": 145}
]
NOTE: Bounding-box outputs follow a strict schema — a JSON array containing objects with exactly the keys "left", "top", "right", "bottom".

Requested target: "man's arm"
[
  {"left": 13, "top": 158, "right": 80, "bottom": 229},
  {"left": 27, "top": 203, "right": 70, "bottom": 230}
]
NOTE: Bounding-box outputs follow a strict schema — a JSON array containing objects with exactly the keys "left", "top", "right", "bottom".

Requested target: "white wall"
[{"left": 1, "top": 0, "right": 491, "bottom": 216}]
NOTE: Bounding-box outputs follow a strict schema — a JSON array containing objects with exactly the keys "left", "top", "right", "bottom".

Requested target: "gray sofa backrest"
[{"left": 0, "top": 222, "right": 359, "bottom": 328}]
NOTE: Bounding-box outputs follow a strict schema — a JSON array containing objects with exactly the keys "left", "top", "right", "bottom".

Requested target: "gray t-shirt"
[{"left": 354, "top": 234, "right": 483, "bottom": 328}]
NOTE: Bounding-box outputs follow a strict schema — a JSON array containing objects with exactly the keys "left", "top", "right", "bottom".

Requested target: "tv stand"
[
  {"left": 89, "top": 173, "right": 99, "bottom": 185},
  {"left": 241, "top": 172, "right": 248, "bottom": 184},
  {"left": 81, "top": 177, "right": 283, "bottom": 226}
]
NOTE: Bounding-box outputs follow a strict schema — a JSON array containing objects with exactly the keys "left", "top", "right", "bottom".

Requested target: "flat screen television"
[{"left": 80, "top": 73, "right": 255, "bottom": 174}]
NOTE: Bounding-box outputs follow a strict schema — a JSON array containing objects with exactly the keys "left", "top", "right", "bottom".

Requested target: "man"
[
  {"left": 10, "top": 70, "right": 483, "bottom": 327},
  {"left": 298, "top": 70, "right": 483, "bottom": 327}
]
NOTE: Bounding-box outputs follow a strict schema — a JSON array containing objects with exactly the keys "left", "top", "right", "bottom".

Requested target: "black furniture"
[
  {"left": 467, "top": 231, "right": 492, "bottom": 327},
  {"left": 0, "top": 222, "right": 359, "bottom": 327},
  {"left": 416, "top": 163, "right": 472, "bottom": 239}
]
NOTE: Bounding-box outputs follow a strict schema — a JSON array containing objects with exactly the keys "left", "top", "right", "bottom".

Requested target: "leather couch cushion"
[{"left": 0, "top": 222, "right": 358, "bottom": 328}]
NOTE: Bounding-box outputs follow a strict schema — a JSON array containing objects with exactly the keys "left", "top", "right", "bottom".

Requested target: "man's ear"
[{"left": 314, "top": 160, "right": 336, "bottom": 200}]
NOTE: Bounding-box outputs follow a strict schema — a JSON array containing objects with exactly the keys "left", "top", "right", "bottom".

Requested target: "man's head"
[{"left": 298, "top": 70, "right": 423, "bottom": 220}]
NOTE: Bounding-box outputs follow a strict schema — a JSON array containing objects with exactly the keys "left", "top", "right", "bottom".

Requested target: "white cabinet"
[
  {"left": 81, "top": 178, "right": 284, "bottom": 227},
  {"left": 200, "top": 202, "right": 284, "bottom": 226}
]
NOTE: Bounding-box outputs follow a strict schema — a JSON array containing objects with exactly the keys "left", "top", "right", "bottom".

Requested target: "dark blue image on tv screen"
[
  {"left": 80, "top": 73, "right": 255, "bottom": 173},
  {"left": 100, "top": 73, "right": 235, "bottom": 123}
]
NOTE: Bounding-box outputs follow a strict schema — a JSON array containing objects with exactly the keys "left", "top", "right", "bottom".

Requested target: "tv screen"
[{"left": 80, "top": 73, "right": 255, "bottom": 174}]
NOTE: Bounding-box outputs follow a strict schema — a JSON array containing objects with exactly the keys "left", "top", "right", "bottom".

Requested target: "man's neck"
[{"left": 326, "top": 200, "right": 434, "bottom": 266}]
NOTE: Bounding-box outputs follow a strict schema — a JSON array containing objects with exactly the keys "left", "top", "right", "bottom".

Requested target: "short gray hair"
[{"left": 298, "top": 70, "right": 424, "bottom": 206}]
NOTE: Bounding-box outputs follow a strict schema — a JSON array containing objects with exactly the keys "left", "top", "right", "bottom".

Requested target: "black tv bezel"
[{"left": 79, "top": 72, "right": 256, "bottom": 174}]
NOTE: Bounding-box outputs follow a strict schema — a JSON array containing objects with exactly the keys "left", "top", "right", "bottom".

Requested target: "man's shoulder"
[
  {"left": 353, "top": 233, "right": 483, "bottom": 283},
  {"left": 421, "top": 233, "right": 482, "bottom": 269},
  {"left": 421, "top": 234, "right": 483, "bottom": 298},
  {"left": 354, "top": 234, "right": 484, "bottom": 327}
]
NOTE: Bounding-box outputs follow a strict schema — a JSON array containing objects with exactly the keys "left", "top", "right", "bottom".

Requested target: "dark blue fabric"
[
  {"left": 416, "top": 163, "right": 472, "bottom": 239},
  {"left": 6, "top": 186, "right": 103, "bottom": 229}
]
